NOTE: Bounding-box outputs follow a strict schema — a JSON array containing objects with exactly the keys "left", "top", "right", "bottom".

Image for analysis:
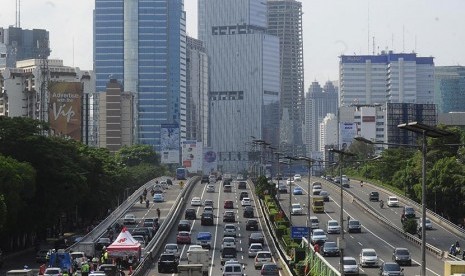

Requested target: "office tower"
[
  {"left": 304, "top": 81, "right": 338, "bottom": 154},
  {"left": 434, "top": 66, "right": 465, "bottom": 113},
  {"left": 98, "top": 78, "right": 134, "bottom": 152},
  {"left": 267, "top": 0, "right": 304, "bottom": 154},
  {"left": 94, "top": 0, "right": 186, "bottom": 150},
  {"left": 339, "top": 51, "right": 434, "bottom": 107},
  {"left": 0, "top": 26, "right": 50, "bottom": 68},
  {"left": 319, "top": 113, "right": 337, "bottom": 161},
  {"left": 185, "top": 36, "right": 209, "bottom": 146},
  {"left": 198, "top": 0, "right": 281, "bottom": 173}
]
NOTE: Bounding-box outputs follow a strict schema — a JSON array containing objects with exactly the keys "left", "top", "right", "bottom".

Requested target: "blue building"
[{"left": 94, "top": 0, "right": 186, "bottom": 149}]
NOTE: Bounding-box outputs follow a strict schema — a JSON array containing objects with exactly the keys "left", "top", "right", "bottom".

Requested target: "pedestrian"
[
  {"left": 81, "top": 261, "right": 90, "bottom": 276},
  {"left": 313, "top": 243, "right": 320, "bottom": 253},
  {"left": 156, "top": 208, "right": 161, "bottom": 219}
]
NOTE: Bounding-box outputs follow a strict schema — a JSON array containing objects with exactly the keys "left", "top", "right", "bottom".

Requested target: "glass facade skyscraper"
[
  {"left": 94, "top": 0, "right": 186, "bottom": 149},
  {"left": 434, "top": 66, "right": 465, "bottom": 113}
]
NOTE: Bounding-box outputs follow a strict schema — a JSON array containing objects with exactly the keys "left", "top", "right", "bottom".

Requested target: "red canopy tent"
[{"left": 106, "top": 227, "right": 141, "bottom": 259}]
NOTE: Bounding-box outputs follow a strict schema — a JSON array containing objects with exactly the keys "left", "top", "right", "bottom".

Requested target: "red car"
[
  {"left": 176, "top": 231, "right": 191, "bottom": 244},
  {"left": 224, "top": 200, "right": 234, "bottom": 209}
]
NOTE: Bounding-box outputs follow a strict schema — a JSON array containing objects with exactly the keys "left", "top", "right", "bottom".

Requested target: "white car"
[
  {"left": 248, "top": 243, "right": 263, "bottom": 257},
  {"left": 191, "top": 197, "right": 202, "bottom": 206},
  {"left": 291, "top": 203, "right": 303, "bottom": 215},
  {"left": 294, "top": 174, "right": 302, "bottom": 181},
  {"left": 153, "top": 193, "right": 164, "bottom": 202},
  {"left": 123, "top": 213, "right": 136, "bottom": 224},
  {"left": 312, "top": 184, "right": 322, "bottom": 195},
  {"left": 223, "top": 224, "right": 237, "bottom": 237},
  {"left": 286, "top": 178, "right": 294, "bottom": 185},
  {"left": 221, "top": 237, "right": 236, "bottom": 249},
  {"left": 309, "top": 216, "right": 319, "bottom": 229},
  {"left": 419, "top": 217, "right": 433, "bottom": 230},
  {"left": 341, "top": 256, "right": 359, "bottom": 275},
  {"left": 359, "top": 248, "right": 379, "bottom": 267},
  {"left": 311, "top": 229, "right": 327, "bottom": 245},
  {"left": 44, "top": 268, "right": 62, "bottom": 276},
  {"left": 203, "top": 206, "right": 214, "bottom": 214},
  {"left": 164, "top": 243, "right": 179, "bottom": 257},
  {"left": 254, "top": 251, "right": 272, "bottom": 269},
  {"left": 241, "top": 197, "right": 252, "bottom": 206},
  {"left": 387, "top": 196, "right": 399, "bottom": 207},
  {"left": 132, "top": 235, "right": 146, "bottom": 248},
  {"left": 206, "top": 184, "right": 215, "bottom": 193},
  {"left": 326, "top": 219, "right": 341, "bottom": 234}
]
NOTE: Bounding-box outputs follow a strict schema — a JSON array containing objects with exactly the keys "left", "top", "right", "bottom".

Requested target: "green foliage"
[
  {"left": 0, "top": 194, "right": 7, "bottom": 230},
  {"left": 402, "top": 218, "right": 417, "bottom": 234},
  {"left": 276, "top": 225, "right": 287, "bottom": 238},
  {"left": 116, "top": 144, "right": 159, "bottom": 166}
]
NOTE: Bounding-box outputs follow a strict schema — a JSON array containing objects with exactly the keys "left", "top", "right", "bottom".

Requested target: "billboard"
[
  {"left": 340, "top": 122, "right": 358, "bottom": 150},
  {"left": 203, "top": 148, "right": 217, "bottom": 174},
  {"left": 181, "top": 140, "right": 203, "bottom": 173},
  {"left": 48, "top": 82, "right": 82, "bottom": 141},
  {"left": 160, "top": 124, "right": 180, "bottom": 164}
]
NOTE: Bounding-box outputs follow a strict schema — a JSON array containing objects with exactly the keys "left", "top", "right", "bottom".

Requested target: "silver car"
[{"left": 341, "top": 257, "right": 359, "bottom": 275}]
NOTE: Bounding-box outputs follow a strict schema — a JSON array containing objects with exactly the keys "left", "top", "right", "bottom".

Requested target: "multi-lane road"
[{"left": 279, "top": 177, "right": 447, "bottom": 276}]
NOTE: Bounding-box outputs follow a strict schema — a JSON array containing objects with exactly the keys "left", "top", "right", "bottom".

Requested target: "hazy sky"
[{"left": 1, "top": 0, "right": 464, "bottom": 89}]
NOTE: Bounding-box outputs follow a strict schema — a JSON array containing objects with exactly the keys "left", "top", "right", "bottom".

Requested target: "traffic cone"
[{"left": 129, "top": 265, "right": 133, "bottom": 275}]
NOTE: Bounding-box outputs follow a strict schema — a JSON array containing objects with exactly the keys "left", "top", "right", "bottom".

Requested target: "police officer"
[{"left": 81, "top": 261, "right": 90, "bottom": 276}]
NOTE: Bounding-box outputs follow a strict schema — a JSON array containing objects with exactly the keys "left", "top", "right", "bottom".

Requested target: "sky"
[{"left": 1, "top": 0, "right": 464, "bottom": 89}]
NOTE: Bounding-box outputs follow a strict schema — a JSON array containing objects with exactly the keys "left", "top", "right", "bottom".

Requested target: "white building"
[{"left": 319, "top": 113, "right": 338, "bottom": 160}]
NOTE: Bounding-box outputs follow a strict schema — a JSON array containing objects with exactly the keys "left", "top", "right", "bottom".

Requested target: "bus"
[{"left": 176, "top": 167, "right": 187, "bottom": 180}]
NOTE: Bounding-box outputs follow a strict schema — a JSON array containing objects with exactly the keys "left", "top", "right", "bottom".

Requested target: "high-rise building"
[
  {"left": 0, "top": 27, "right": 50, "bottom": 68},
  {"left": 267, "top": 0, "right": 304, "bottom": 153},
  {"left": 185, "top": 36, "right": 209, "bottom": 146},
  {"left": 339, "top": 51, "right": 434, "bottom": 107},
  {"left": 94, "top": 0, "right": 186, "bottom": 150},
  {"left": 434, "top": 66, "right": 465, "bottom": 113},
  {"left": 198, "top": 0, "right": 281, "bottom": 173},
  {"left": 304, "top": 81, "right": 338, "bottom": 154}
]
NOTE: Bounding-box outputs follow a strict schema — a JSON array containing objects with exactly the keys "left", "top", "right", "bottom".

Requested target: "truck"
[
  {"left": 187, "top": 248, "right": 210, "bottom": 276},
  {"left": 312, "top": 196, "right": 324, "bottom": 213},
  {"left": 70, "top": 241, "right": 95, "bottom": 258},
  {"left": 177, "top": 264, "right": 204, "bottom": 276}
]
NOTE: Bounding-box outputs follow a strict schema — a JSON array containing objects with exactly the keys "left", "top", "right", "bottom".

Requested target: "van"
[{"left": 222, "top": 260, "right": 244, "bottom": 276}]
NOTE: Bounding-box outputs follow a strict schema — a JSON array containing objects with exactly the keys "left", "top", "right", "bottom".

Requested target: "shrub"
[
  {"left": 402, "top": 218, "right": 417, "bottom": 234},
  {"left": 276, "top": 224, "right": 287, "bottom": 238}
]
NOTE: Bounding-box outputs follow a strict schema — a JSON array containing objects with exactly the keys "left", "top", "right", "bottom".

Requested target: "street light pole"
[
  {"left": 298, "top": 156, "right": 315, "bottom": 242},
  {"left": 285, "top": 156, "right": 299, "bottom": 226}
]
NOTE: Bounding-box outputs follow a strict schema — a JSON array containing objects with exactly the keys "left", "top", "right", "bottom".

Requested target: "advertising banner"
[
  {"left": 181, "top": 140, "right": 203, "bottom": 173},
  {"left": 48, "top": 82, "right": 82, "bottom": 141},
  {"left": 160, "top": 124, "right": 180, "bottom": 164},
  {"left": 203, "top": 148, "right": 217, "bottom": 174},
  {"left": 340, "top": 122, "right": 357, "bottom": 150}
]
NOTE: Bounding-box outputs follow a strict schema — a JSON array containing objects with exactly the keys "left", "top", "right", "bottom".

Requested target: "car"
[
  {"left": 291, "top": 203, "right": 303, "bottom": 215},
  {"left": 223, "top": 179, "right": 232, "bottom": 186},
  {"left": 222, "top": 237, "right": 237, "bottom": 249},
  {"left": 185, "top": 208, "right": 197, "bottom": 220},
  {"left": 369, "top": 191, "right": 379, "bottom": 201},
  {"left": 44, "top": 267, "right": 63, "bottom": 276},
  {"left": 402, "top": 206, "right": 416, "bottom": 219},
  {"left": 419, "top": 217, "right": 433, "bottom": 230},
  {"left": 260, "top": 263, "right": 280, "bottom": 276},
  {"left": 123, "top": 213, "right": 136, "bottom": 225},
  {"left": 222, "top": 259, "right": 242, "bottom": 273},
  {"left": 241, "top": 197, "right": 252, "bottom": 206},
  {"left": 36, "top": 249, "right": 49, "bottom": 263},
  {"left": 220, "top": 248, "right": 238, "bottom": 265},
  {"left": 309, "top": 216, "right": 319, "bottom": 229},
  {"left": 209, "top": 175, "right": 217, "bottom": 183},
  {"left": 359, "top": 248, "right": 379, "bottom": 267},
  {"left": 294, "top": 174, "right": 302, "bottom": 181},
  {"left": 206, "top": 184, "right": 215, "bottom": 193},
  {"left": 224, "top": 200, "right": 234, "bottom": 209},
  {"left": 143, "top": 220, "right": 155, "bottom": 229},
  {"left": 196, "top": 231, "right": 213, "bottom": 249},
  {"left": 246, "top": 219, "right": 259, "bottom": 231},
  {"left": 201, "top": 213, "right": 214, "bottom": 226},
  {"left": 164, "top": 243, "right": 180, "bottom": 257},
  {"left": 160, "top": 180, "right": 169, "bottom": 189},
  {"left": 176, "top": 231, "right": 191, "bottom": 244},
  {"left": 248, "top": 243, "right": 263, "bottom": 257},
  {"left": 380, "top": 262, "right": 404, "bottom": 276},
  {"left": 310, "top": 229, "right": 327, "bottom": 245},
  {"left": 387, "top": 196, "right": 399, "bottom": 207},
  {"left": 322, "top": 241, "right": 340, "bottom": 257},
  {"left": 153, "top": 193, "right": 164, "bottom": 202},
  {"left": 278, "top": 184, "right": 288, "bottom": 193},
  {"left": 312, "top": 184, "right": 322, "bottom": 195},
  {"left": 224, "top": 185, "right": 232, "bottom": 192},
  {"left": 201, "top": 175, "right": 210, "bottom": 183},
  {"left": 347, "top": 219, "right": 361, "bottom": 233},
  {"left": 319, "top": 190, "right": 330, "bottom": 201},
  {"left": 286, "top": 178, "right": 294, "bottom": 185},
  {"left": 223, "top": 211, "right": 236, "bottom": 222},
  {"left": 89, "top": 272, "right": 106, "bottom": 276},
  {"left": 240, "top": 191, "right": 249, "bottom": 200},
  {"left": 326, "top": 220, "right": 341, "bottom": 234},
  {"left": 243, "top": 206, "right": 254, "bottom": 218},
  {"left": 224, "top": 224, "right": 237, "bottom": 237},
  {"left": 249, "top": 232, "right": 265, "bottom": 245},
  {"left": 254, "top": 251, "right": 272, "bottom": 269},
  {"left": 157, "top": 253, "right": 179, "bottom": 273},
  {"left": 203, "top": 206, "right": 214, "bottom": 215},
  {"left": 133, "top": 235, "right": 146, "bottom": 248},
  {"left": 392, "top": 247, "right": 412, "bottom": 266},
  {"left": 238, "top": 181, "right": 247, "bottom": 189},
  {"left": 132, "top": 228, "right": 150, "bottom": 242},
  {"left": 293, "top": 186, "right": 303, "bottom": 195},
  {"left": 178, "top": 220, "right": 191, "bottom": 231},
  {"left": 341, "top": 256, "right": 359, "bottom": 275},
  {"left": 191, "top": 197, "right": 202, "bottom": 206}
]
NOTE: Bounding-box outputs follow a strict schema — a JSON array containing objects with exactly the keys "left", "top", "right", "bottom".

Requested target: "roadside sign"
[{"left": 291, "top": 226, "right": 310, "bottom": 239}]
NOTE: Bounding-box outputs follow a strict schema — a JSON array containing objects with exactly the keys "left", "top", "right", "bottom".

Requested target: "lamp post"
[
  {"left": 355, "top": 121, "right": 453, "bottom": 276},
  {"left": 284, "top": 156, "right": 299, "bottom": 226},
  {"left": 298, "top": 156, "right": 315, "bottom": 242},
  {"left": 274, "top": 151, "right": 285, "bottom": 201},
  {"left": 329, "top": 148, "right": 355, "bottom": 274}
]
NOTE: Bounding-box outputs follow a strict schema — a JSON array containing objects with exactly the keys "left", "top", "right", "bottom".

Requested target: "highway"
[
  {"left": 278, "top": 177, "right": 445, "bottom": 276},
  {"left": 143, "top": 178, "right": 282, "bottom": 275}
]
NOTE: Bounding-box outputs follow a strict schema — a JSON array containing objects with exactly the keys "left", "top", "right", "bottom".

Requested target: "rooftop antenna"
[
  {"left": 367, "top": 2, "right": 370, "bottom": 54},
  {"left": 414, "top": 35, "right": 417, "bottom": 53},
  {"left": 15, "top": 0, "right": 21, "bottom": 28},
  {"left": 391, "top": 34, "right": 394, "bottom": 50},
  {"left": 372, "top": 36, "right": 375, "bottom": 55},
  {"left": 402, "top": 25, "right": 405, "bottom": 52}
]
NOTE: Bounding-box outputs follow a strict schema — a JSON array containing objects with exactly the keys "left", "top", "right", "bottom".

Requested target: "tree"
[{"left": 116, "top": 144, "right": 159, "bottom": 166}]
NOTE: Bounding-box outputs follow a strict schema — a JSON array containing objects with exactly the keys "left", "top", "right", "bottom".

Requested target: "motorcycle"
[
  {"left": 145, "top": 200, "right": 150, "bottom": 208},
  {"left": 380, "top": 201, "right": 384, "bottom": 209}
]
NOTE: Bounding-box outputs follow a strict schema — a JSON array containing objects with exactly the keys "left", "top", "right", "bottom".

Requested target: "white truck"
[
  {"left": 70, "top": 242, "right": 95, "bottom": 258},
  {"left": 177, "top": 264, "right": 204, "bottom": 276},
  {"left": 187, "top": 248, "right": 210, "bottom": 276}
]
